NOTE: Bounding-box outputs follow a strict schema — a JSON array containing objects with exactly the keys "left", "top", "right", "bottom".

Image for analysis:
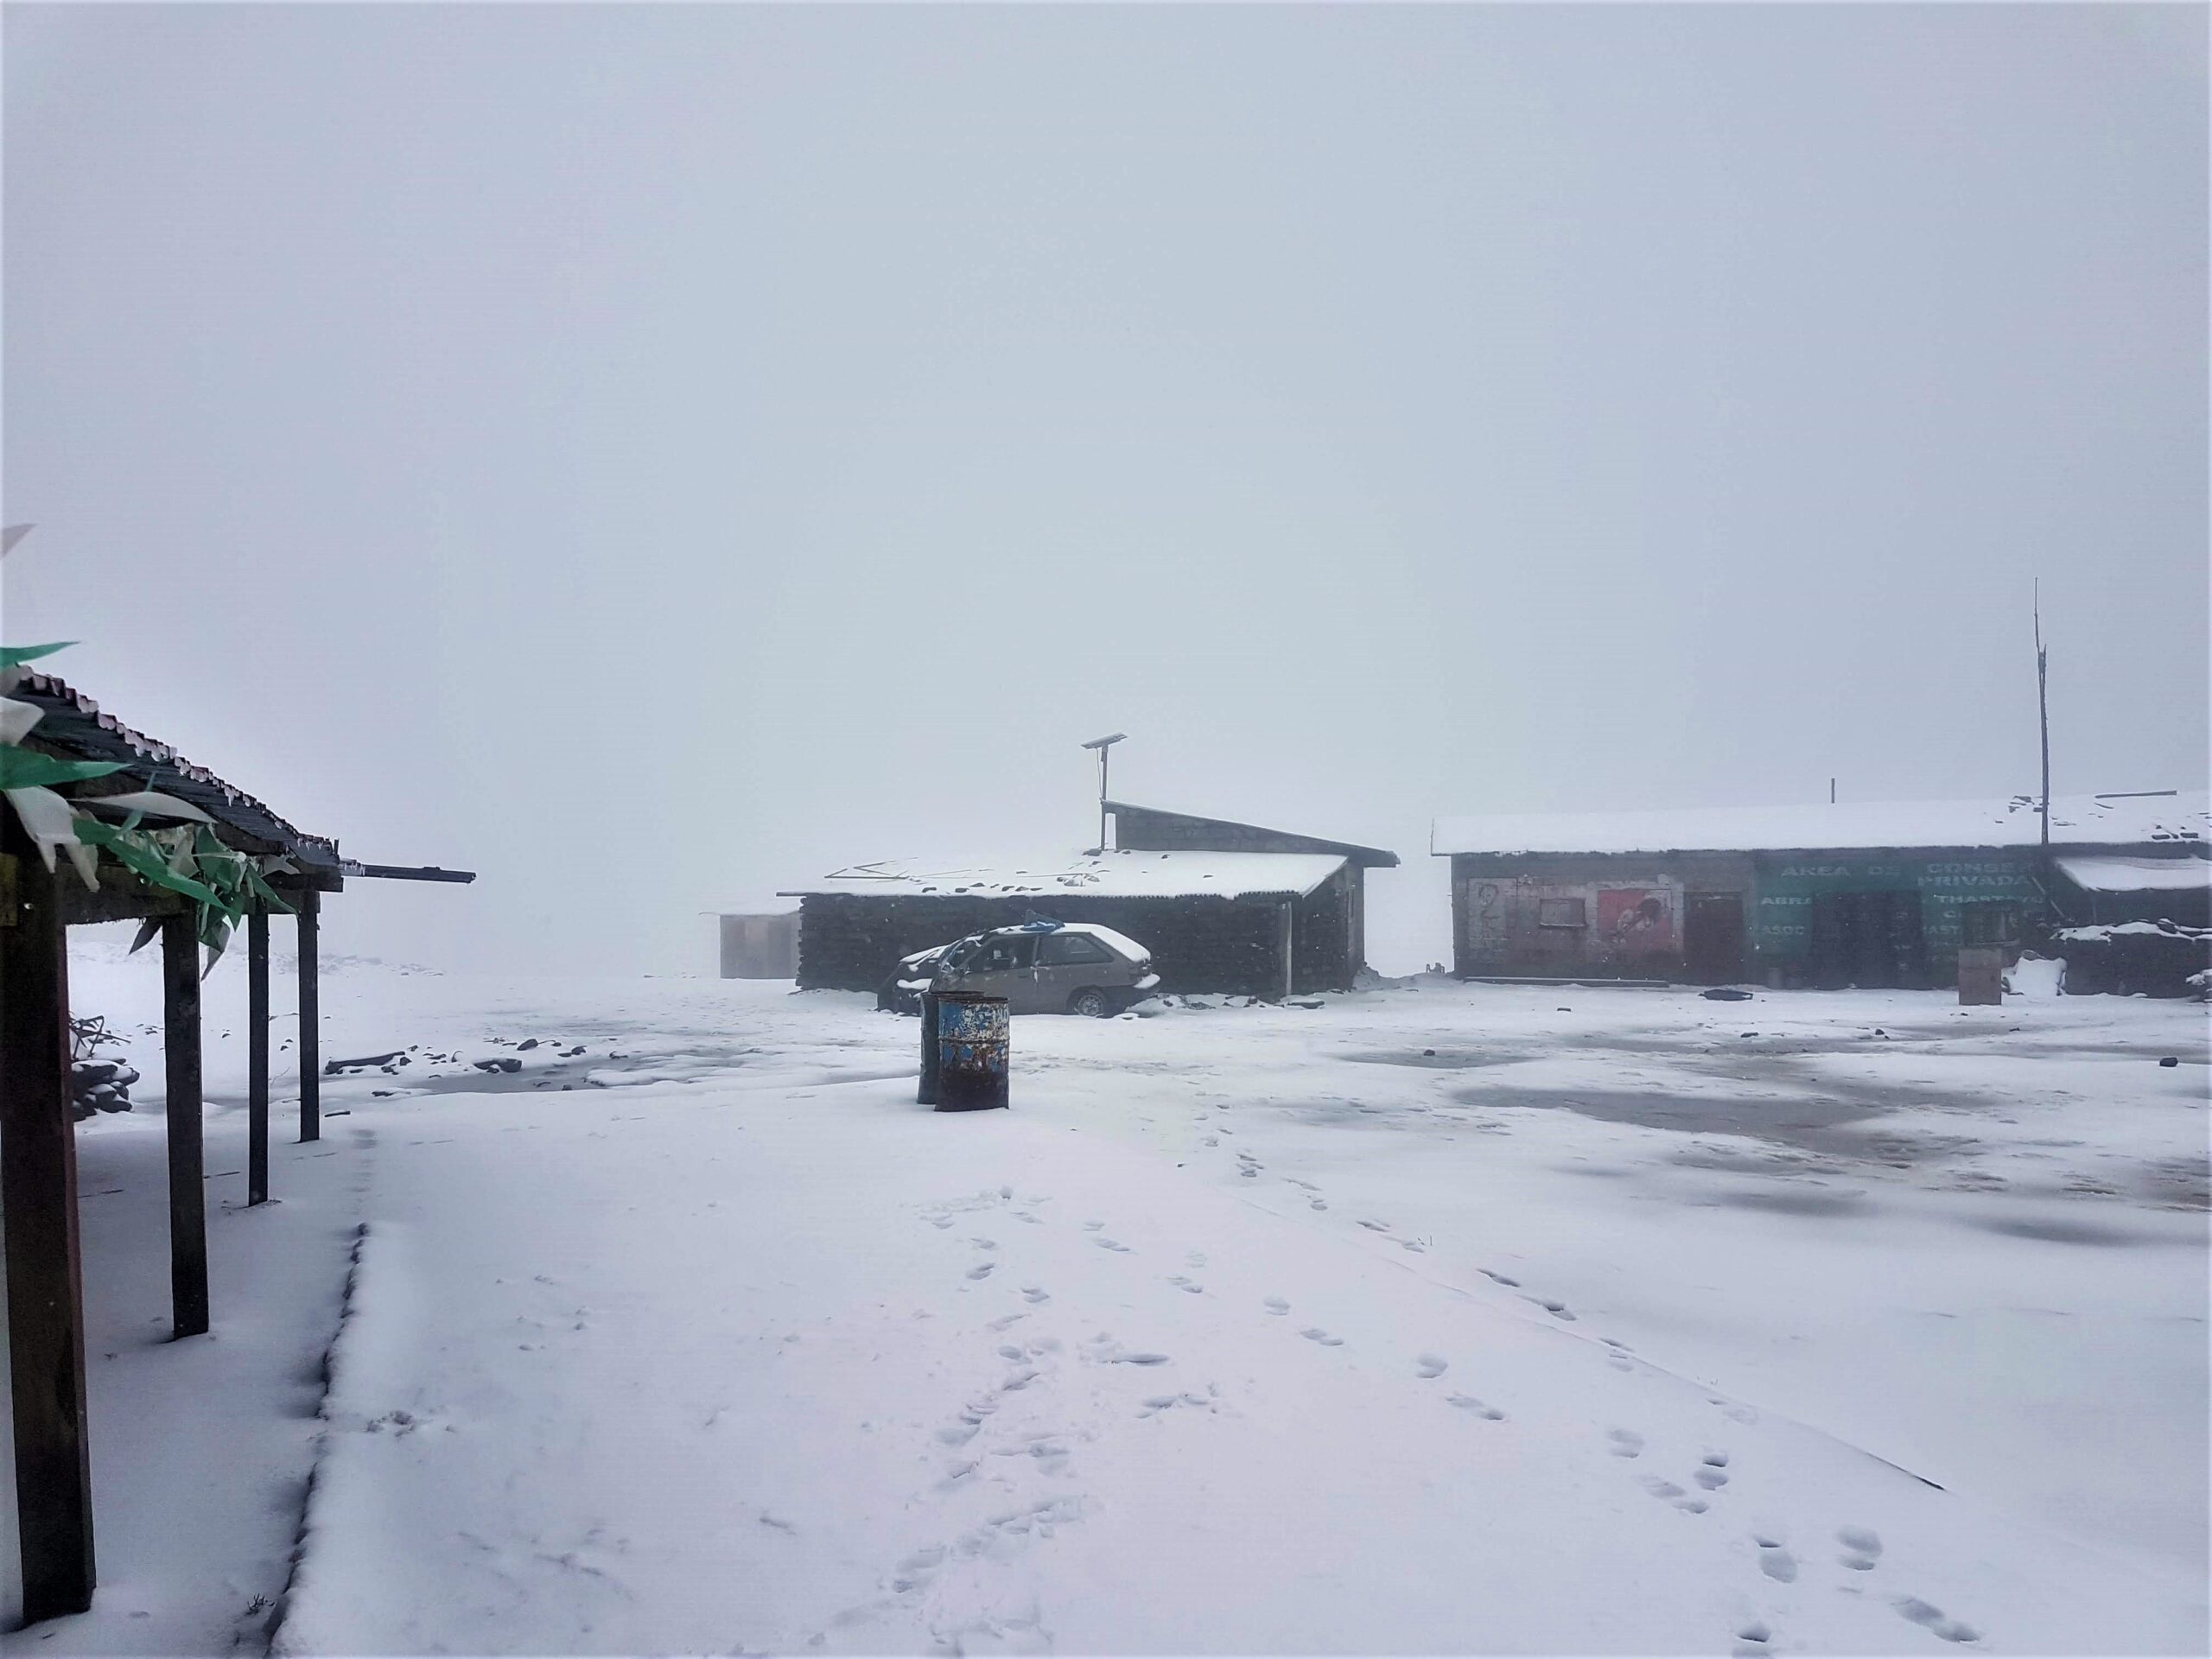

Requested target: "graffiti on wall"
[
  {"left": 1464, "top": 880, "right": 1511, "bottom": 958},
  {"left": 1597, "top": 888, "right": 1676, "bottom": 955}
]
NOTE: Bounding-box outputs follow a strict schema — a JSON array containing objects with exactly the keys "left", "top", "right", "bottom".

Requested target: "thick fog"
[{"left": 5, "top": 3, "right": 2204, "bottom": 977}]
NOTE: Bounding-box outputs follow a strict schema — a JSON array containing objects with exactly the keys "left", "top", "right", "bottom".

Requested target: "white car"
[{"left": 886, "top": 922, "right": 1160, "bottom": 1017}]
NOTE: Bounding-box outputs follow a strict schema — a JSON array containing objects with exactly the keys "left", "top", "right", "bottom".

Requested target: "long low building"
[
  {"left": 781, "top": 848, "right": 1362, "bottom": 999},
  {"left": 1430, "top": 791, "right": 2209, "bottom": 989}
]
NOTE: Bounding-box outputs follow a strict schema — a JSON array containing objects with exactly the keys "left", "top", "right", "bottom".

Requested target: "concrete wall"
[
  {"left": 1448, "top": 847, "right": 2056, "bottom": 988},
  {"left": 717, "top": 912, "right": 799, "bottom": 979},
  {"left": 1450, "top": 852, "right": 1754, "bottom": 982}
]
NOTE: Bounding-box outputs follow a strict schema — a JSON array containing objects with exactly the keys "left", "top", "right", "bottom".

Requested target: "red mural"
[{"left": 1597, "top": 888, "right": 1675, "bottom": 954}]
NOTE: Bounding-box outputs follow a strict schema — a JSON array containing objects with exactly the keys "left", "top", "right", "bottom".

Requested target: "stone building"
[{"left": 1431, "top": 791, "right": 2208, "bottom": 989}]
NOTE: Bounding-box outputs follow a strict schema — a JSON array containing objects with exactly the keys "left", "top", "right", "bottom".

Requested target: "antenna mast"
[{"left": 2035, "top": 582, "right": 2050, "bottom": 852}]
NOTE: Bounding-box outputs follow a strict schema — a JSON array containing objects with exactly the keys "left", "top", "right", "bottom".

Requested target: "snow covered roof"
[
  {"left": 2053, "top": 855, "right": 2212, "bottom": 894},
  {"left": 10, "top": 666, "right": 344, "bottom": 880},
  {"left": 779, "top": 849, "right": 1348, "bottom": 901},
  {"left": 1431, "top": 791, "right": 2210, "bottom": 859}
]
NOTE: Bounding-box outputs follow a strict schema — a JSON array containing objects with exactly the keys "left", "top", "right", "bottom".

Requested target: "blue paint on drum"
[{"left": 934, "top": 994, "right": 1009, "bottom": 1112}]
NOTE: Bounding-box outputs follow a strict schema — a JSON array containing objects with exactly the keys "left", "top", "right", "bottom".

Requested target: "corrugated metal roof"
[
  {"left": 2053, "top": 855, "right": 2212, "bottom": 894},
  {"left": 1432, "top": 792, "right": 2210, "bottom": 859},
  {"left": 10, "top": 668, "right": 343, "bottom": 878},
  {"left": 1103, "top": 801, "right": 1401, "bottom": 868},
  {"left": 779, "top": 849, "right": 1348, "bottom": 901}
]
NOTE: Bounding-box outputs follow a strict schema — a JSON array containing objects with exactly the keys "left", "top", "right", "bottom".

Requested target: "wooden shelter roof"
[{"left": 11, "top": 668, "right": 343, "bottom": 888}]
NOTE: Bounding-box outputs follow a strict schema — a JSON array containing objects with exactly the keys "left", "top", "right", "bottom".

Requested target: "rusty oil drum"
[{"left": 934, "top": 992, "right": 1009, "bottom": 1112}]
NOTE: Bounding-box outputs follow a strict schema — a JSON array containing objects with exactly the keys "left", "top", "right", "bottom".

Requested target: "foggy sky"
[{"left": 6, "top": 3, "right": 2205, "bottom": 977}]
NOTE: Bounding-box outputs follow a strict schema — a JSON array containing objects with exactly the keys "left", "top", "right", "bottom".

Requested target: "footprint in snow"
[
  {"left": 1640, "top": 1477, "right": 1707, "bottom": 1514},
  {"left": 1755, "top": 1541, "right": 1799, "bottom": 1584},
  {"left": 1096, "top": 1237, "right": 1133, "bottom": 1253},
  {"left": 1528, "top": 1295, "right": 1575, "bottom": 1320},
  {"left": 1447, "top": 1394, "right": 1506, "bottom": 1421},
  {"left": 1895, "top": 1599, "right": 1980, "bottom": 1643},
  {"left": 1020, "top": 1287, "right": 1050, "bottom": 1304},
  {"left": 1083, "top": 1221, "right": 1105, "bottom": 1231},
  {"left": 1838, "top": 1525, "right": 1883, "bottom": 1570},
  {"left": 1414, "top": 1353, "right": 1448, "bottom": 1378},
  {"left": 1478, "top": 1268, "right": 1522, "bottom": 1287},
  {"left": 1300, "top": 1328, "right": 1345, "bottom": 1347},
  {"left": 997, "top": 1344, "right": 1025, "bottom": 1360},
  {"left": 1310, "top": 1198, "right": 1329, "bottom": 1211},
  {"left": 1262, "top": 1297, "right": 1291, "bottom": 1316},
  {"left": 1732, "top": 1620, "right": 1772, "bottom": 1657},
  {"left": 1607, "top": 1428, "right": 1644, "bottom": 1459},
  {"left": 1166, "top": 1275, "right": 1204, "bottom": 1294},
  {"left": 1695, "top": 1452, "right": 1730, "bottom": 1490},
  {"left": 1357, "top": 1219, "right": 1392, "bottom": 1233},
  {"left": 966, "top": 1262, "right": 996, "bottom": 1280}
]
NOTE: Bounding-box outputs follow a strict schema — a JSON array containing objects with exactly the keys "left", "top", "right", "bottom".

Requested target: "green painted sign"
[{"left": 1751, "top": 854, "right": 2043, "bottom": 961}]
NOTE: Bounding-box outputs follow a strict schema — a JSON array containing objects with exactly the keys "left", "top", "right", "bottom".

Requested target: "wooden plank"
[
  {"left": 247, "top": 908, "right": 270, "bottom": 1206},
  {"left": 0, "top": 830, "right": 98, "bottom": 1620},
  {"left": 296, "top": 891, "right": 320, "bottom": 1143},
  {"left": 161, "top": 915, "right": 208, "bottom": 1339},
  {"left": 55, "top": 863, "right": 189, "bottom": 929}
]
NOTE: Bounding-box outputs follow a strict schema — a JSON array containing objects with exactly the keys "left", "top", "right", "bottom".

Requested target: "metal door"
[{"left": 1683, "top": 893, "right": 1745, "bottom": 983}]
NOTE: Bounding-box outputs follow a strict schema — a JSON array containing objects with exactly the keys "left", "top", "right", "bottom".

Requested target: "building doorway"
[
  {"left": 1682, "top": 893, "right": 1746, "bottom": 983},
  {"left": 1808, "top": 890, "right": 1927, "bottom": 988}
]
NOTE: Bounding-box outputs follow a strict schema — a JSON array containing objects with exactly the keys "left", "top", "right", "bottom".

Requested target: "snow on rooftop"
[
  {"left": 2054, "top": 855, "right": 2212, "bottom": 894},
  {"left": 779, "top": 848, "right": 1348, "bottom": 901},
  {"left": 1431, "top": 791, "right": 2211, "bottom": 858}
]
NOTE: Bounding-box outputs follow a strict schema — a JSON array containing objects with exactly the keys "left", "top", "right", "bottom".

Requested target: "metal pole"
[
  {"left": 1099, "top": 745, "right": 1109, "bottom": 851},
  {"left": 2035, "top": 583, "right": 2051, "bottom": 852}
]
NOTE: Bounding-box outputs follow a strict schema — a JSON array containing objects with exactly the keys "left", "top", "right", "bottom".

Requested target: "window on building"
[
  {"left": 1960, "top": 902, "right": 2021, "bottom": 946},
  {"left": 1537, "top": 897, "right": 1588, "bottom": 929},
  {"left": 1038, "top": 932, "right": 1114, "bottom": 966}
]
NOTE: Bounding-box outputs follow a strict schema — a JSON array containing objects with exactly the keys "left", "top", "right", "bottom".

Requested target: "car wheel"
[{"left": 1068, "top": 987, "right": 1113, "bottom": 1020}]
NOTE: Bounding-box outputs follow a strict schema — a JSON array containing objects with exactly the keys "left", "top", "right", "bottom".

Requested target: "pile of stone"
[{"left": 69, "top": 1016, "right": 138, "bottom": 1120}]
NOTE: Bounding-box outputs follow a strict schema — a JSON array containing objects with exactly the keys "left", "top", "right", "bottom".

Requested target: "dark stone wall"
[
  {"left": 1112, "top": 808, "right": 1376, "bottom": 979},
  {"left": 1292, "top": 866, "right": 1357, "bottom": 993},
  {"left": 2053, "top": 925, "right": 2212, "bottom": 996},
  {"left": 797, "top": 892, "right": 1294, "bottom": 998}
]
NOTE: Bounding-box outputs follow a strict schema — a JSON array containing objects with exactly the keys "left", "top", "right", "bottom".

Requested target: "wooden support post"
[
  {"left": 296, "top": 890, "right": 320, "bottom": 1144},
  {"left": 247, "top": 908, "right": 269, "bottom": 1206},
  {"left": 0, "top": 824, "right": 98, "bottom": 1620},
  {"left": 160, "top": 916, "right": 207, "bottom": 1339}
]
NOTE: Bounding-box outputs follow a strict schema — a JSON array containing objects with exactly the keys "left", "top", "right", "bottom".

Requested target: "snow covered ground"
[{"left": 24, "top": 938, "right": 2209, "bottom": 1655}]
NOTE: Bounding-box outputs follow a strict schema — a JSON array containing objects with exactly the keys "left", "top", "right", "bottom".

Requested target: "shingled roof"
[{"left": 10, "top": 668, "right": 344, "bottom": 887}]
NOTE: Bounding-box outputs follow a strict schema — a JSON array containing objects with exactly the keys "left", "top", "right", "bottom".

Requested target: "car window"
[
  {"left": 963, "top": 935, "right": 1035, "bottom": 974},
  {"left": 1038, "top": 932, "right": 1114, "bottom": 966}
]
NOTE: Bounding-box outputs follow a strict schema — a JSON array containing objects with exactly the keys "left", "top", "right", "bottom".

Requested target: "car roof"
[{"left": 981, "top": 920, "right": 1146, "bottom": 958}]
